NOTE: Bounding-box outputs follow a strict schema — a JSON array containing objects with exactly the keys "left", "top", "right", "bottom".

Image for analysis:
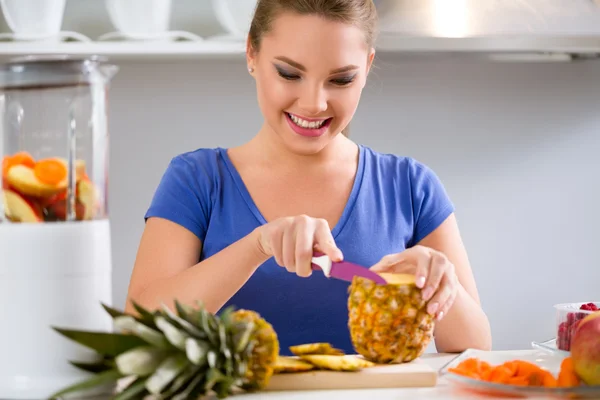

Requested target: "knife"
[{"left": 311, "top": 253, "right": 388, "bottom": 285}]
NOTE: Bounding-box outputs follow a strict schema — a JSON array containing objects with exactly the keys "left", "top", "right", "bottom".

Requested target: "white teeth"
[{"left": 289, "top": 113, "right": 327, "bottom": 129}]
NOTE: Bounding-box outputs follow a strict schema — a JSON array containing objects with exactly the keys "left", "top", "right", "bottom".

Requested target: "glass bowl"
[
  {"left": 439, "top": 348, "right": 600, "bottom": 398},
  {"left": 531, "top": 338, "right": 570, "bottom": 357}
]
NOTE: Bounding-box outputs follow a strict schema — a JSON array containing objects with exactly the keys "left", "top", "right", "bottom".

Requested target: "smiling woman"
[{"left": 125, "top": 0, "right": 493, "bottom": 356}]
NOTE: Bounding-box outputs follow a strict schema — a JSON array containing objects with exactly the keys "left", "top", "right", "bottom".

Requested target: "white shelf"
[
  {"left": 376, "top": 34, "right": 600, "bottom": 54},
  {"left": 0, "top": 40, "right": 247, "bottom": 62},
  {"left": 1, "top": 35, "right": 600, "bottom": 63}
]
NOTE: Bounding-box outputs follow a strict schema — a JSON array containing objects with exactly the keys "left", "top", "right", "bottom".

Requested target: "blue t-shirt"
[{"left": 144, "top": 144, "right": 454, "bottom": 355}]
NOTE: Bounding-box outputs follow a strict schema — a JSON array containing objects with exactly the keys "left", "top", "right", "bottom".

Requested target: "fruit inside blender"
[{"left": 1, "top": 151, "right": 99, "bottom": 223}]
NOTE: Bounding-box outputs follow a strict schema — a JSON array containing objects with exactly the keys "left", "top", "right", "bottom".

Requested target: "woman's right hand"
[{"left": 255, "top": 215, "right": 344, "bottom": 277}]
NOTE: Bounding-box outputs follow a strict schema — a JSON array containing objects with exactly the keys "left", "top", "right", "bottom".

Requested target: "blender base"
[{"left": 0, "top": 219, "right": 114, "bottom": 399}]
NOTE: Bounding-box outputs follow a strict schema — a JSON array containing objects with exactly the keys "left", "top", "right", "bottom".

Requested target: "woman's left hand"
[{"left": 370, "top": 245, "right": 459, "bottom": 321}]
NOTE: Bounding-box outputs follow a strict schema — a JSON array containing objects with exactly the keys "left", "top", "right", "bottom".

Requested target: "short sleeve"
[
  {"left": 407, "top": 159, "right": 455, "bottom": 246},
  {"left": 144, "top": 153, "right": 214, "bottom": 241}
]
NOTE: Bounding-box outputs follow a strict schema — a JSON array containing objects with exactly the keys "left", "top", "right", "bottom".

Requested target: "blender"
[{"left": 0, "top": 55, "right": 117, "bottom": 399}]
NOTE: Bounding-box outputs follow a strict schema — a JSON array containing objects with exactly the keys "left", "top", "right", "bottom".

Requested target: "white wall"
[
  {"left": 4, "top": 0, "right": 600, "bottom": 352},
  {"left": 106, "top": 56, "right": 600, "bottom": 352}
]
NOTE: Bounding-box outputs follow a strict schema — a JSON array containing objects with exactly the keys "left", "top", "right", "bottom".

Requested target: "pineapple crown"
[{"left": 50, "top": 300, "right": 271, "bottom": 400}]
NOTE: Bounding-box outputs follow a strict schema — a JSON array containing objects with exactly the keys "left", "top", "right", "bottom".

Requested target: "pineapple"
[
  {"left": 273, "top": 356, "right": 315, "bottom": 373},
  {"left": 289, "top": 342, "right": 344, "bottom": 356},
  {"left": 49, "top": 300, "right": 279, "bottom": 399},
  {"left": 347, "top": 273, "right": 435, "bottom": 364},
  {"left": 299, "top": 355, "right": 375, "bottom": 371}
]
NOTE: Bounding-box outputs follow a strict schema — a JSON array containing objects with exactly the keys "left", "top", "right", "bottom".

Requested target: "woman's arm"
[
  {"left": 417, "top": 213, "right": 493, "bottom": 353},
  {"left": 125, "top": 217, "right": 269, "bottom": 315}
]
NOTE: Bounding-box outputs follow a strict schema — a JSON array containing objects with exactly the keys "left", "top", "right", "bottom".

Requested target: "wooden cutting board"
[{"left": 265, "top": 357, "right": 438, "bottom": 391}]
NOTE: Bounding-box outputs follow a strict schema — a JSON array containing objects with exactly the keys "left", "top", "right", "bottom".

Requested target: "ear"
[
  {"left": 246, "top": 34, "right": 257, "bottom": 74},
  {"left": 366, "top": 47, "right": 376, "bottom": 76}
]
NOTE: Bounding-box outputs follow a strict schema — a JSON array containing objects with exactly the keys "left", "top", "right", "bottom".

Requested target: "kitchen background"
[{"left": 3, "top": 0, "right": 598, "bottom": 353}]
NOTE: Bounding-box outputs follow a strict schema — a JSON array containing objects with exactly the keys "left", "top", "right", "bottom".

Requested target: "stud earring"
[{"left": 248, "top": 67, "right": 254, "bottom": 73}]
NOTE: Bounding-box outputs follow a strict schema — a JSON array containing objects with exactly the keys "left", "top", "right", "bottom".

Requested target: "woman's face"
[{"left": 248, "top": 12, "right": 375, "bottom": 155}]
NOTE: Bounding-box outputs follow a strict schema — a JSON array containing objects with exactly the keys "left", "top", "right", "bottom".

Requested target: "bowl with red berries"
[{"left": 554, "top": 302, "right": 599, "bottom": 351}]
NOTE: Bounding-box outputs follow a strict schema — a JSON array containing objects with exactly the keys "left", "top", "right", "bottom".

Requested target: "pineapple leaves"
[
  {"left": 185, "top": 337, "right": 210, "bottom": 366},
  {"left": 113, "top": 315, "right": 171, "bottom": 349},
  {"left": 49, "top": 301, "right": 277, "bottom": 400},
  {"left": 160, "top": 303, "right": 205, "bottom": 338},
  {"left": 145, "top": 353, "right": 188, "bottom": 394},
  {"left": 51, "top": 328, "right": 148, "bottom": 357},
  {"left": 156, "top": 316, "right": 189, "bottom": 350},
  {"left": 69, "top": 359, "right": 114, "bottom": 373},
  {"left": 113, "top": 379, "right": 147, "bottom": 400},
  {"left": 101, "top": 303, "right": 127, "bottom": 319},
  {"left": 159, "top": 364, "right": 201, "bottom": 398},
  {"left": 115, "top": 346, "right": 171, "bottom": 376},
  {"left": 48, "top": 369, "right": 122, "bottom": 399},
  {"left": 129, "top": 300, "right": 160, "bottom": 329}
]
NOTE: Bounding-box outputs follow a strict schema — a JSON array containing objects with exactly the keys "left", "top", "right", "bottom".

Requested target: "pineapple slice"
[
  {"left": 274, "top": 356, "right": 315, "bottom": 373},
  {"left": 289, "top": 342, "right": 345, "bottom": 356},
  {"left": 298, "top": 355, "right": 375, "bottom": 372}
]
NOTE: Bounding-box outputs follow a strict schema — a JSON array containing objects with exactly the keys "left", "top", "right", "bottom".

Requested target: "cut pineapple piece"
[
  {"left": 289, "top": 342, "right": 345, "bottom": 356},
  {"left": 298, "top": 355, "right": 375, "bottom": 372},
  {"left": 274, "top": 356, "right": 315, "bottom": 373}
]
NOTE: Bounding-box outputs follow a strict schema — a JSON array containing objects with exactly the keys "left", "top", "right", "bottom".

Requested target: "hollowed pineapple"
[{"left": 347, "top": 273, "right": 435, "bottom": 364}]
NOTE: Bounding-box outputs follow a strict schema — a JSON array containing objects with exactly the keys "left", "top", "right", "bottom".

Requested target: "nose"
[{"left": 297, "top": 84, "right": 328, "bottom": 116}]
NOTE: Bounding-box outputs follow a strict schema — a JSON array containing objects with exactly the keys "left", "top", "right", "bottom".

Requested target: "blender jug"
[{"left": 0, "top": 55, "right": 117, "bottom": 399}]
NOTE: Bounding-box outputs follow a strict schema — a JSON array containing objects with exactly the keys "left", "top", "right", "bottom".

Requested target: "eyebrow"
[{"left": 274, "top": 56, "right": 359, "bottom": 74}]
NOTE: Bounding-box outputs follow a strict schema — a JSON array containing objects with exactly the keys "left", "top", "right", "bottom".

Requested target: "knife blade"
[{"left": 311, "top": 253, "right": 388, "bottom": 285}]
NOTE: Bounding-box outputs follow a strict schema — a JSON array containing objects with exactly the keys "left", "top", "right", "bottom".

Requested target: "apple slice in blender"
[
  {"left": 2, "top": 189, "right": 43, "bottom": 223},
  {"left": 77, "top": 179, "right": 99, "bottom": 220},
  {"left": 5, "top": 164, "right": 67, "bottom": 198}
]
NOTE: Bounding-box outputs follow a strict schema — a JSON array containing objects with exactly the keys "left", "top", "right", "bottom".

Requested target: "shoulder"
[
  {"left": 144, "top": 147, "right": 227, "bottom": 240},
  {"left": 361, "top": 145, "right": 455, "bottom": 245},
  {"left": 166, "top": 147, "right": 224, "bottom": 179},
  {"left": 361, "top": 145, "right": 440, "bottom": 185}
]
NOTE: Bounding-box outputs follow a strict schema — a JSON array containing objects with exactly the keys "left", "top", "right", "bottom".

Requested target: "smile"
[
  {"left": 287, "top": 113, "right": 329, "bottom": 129},
  {"left": 284, "top": 112, "right": 333, "bottom": 138}
]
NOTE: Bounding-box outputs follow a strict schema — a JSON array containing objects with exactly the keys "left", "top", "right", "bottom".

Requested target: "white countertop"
[
  {"left": 237, "top": 350, "right": 557, "bottom": 400},
  {"left": 81, "top": 350, "right": 561, "bottom": 400}
]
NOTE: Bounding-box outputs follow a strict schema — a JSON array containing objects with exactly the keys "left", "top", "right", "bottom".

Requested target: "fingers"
[
  {"left": 295, "top": 218, "right": 314, "bottom": 277},
  {"left": 313, "top": 219, "right": 343, "bottom": 262},
  {"left": 421, "top": 251, "right": 447, "bottom": 300},
  {"left": 266, "top": 215, "right": 341, "bottom": 278},
  {"left": 427, "top": 273, "right": 458, "bottom": 320},
  {"left": 270, "top": 221, "right": 287, "bottom": 268},
  {"left": 281, "top": 222, "right": 296, "bottom": 274},
  {"left": 413, "top": 248, "right": 431, "bottom": 290},
  {"left": 369, "top": 247, "right": 429, "bottom": 288},
  {"left": 369, "top": 253, "right": 405, "bottom": 272}
]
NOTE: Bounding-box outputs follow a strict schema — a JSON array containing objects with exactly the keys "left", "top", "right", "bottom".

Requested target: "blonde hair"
[{"left": 248, "top": 0, "right": 378, "bottom": 137}]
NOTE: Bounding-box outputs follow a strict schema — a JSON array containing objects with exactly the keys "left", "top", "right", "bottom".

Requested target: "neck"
[{"left": 246, "top": 123, "right": 357, "bottom": 170}]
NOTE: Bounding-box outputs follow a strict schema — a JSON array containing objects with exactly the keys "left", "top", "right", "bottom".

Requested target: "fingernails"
[
  {"left": 436, "top": 311, "right": 444, "bottom": 321},
  {"left": 428, "top": 302, "right": 439, "bottom": 315},
  {"left": 422, "top": 286, "right": 433, "bottom": 301},
  {"left": 416, "top": 276, "right": 426, "bottom": 288}
]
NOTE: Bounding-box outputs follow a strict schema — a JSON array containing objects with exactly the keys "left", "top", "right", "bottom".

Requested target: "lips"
[{"left": 285, "top": 112, "right": 333, "bottom": 138}]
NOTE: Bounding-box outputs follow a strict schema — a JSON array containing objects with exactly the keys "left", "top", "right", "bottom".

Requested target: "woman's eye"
[
  {"left": 331, "top": 76, "right": 356, "bottom": 86},
  {"left": 276, "top": 68, "right": 300, "bottom": 81}
]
